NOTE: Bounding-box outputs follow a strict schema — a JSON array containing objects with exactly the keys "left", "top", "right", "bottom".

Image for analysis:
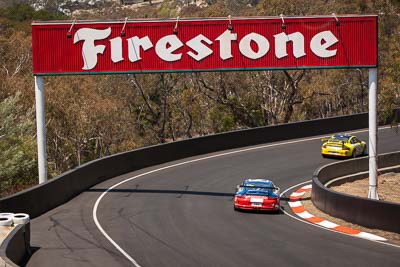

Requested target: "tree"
[
  {"left": 0, "top": 92, "right": 37, "bottom": 197},
  {"left": 1, "top": 0, "right": 399, "bottom": 197}
]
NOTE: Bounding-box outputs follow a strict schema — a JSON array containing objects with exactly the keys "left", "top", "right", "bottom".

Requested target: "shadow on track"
[
  {"left": 87, "top": 187, "right": 234, "bottom": 198},
  {"left": 88, "top": 187, "right": 287, "bottom": 215},
  {"left": 234, "top": 208, "right": 285, "bottom": 215}
]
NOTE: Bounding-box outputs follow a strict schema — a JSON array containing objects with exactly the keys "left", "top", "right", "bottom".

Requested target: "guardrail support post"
[
  {"left": 368, "top": 68, "right": 378, "bottom": 200},
  {"left": 34, "top": 76, "right": 47, "bottom": 184}
]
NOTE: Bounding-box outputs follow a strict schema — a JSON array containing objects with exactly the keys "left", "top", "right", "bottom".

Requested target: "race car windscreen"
[{"left": 331, "top": 135, "right": 350, "bottom": 142}]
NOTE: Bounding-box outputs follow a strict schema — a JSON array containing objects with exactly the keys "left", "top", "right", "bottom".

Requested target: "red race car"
[{"left": 234, "top": 179, "right": 280, "bottom": 212}]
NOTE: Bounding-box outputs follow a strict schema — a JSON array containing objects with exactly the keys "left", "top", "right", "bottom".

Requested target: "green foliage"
[
  {"left": 0, "top": 0, "right": 399, "bottom": 197},
  {"left": 0, "top": 4, "right": 65, "bottom": 22},
  {"left": 209, "top": 105, "right": 236, "bottom": 132},
  {"left": 0, "top": 3, "right": 66, "bottom": 33},
  {"left": 0, "top": 92, "right": 37, "bottom": 197}
]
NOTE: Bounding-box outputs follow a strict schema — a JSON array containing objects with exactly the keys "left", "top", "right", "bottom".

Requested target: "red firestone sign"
[{"left": 32, "top": 15, "right": 377, "bottom": 75}]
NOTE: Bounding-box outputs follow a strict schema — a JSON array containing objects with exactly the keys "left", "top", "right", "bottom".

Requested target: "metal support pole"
[
  {"left": 34, "top": 76, "right": 47, "bottom": 184},
  {"left": 368, "top": 68, "right": 378, "bottom": 200}
]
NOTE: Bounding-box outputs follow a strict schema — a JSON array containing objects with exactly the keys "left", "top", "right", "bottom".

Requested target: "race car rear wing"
[{"left": 236, "top": 185, "right": 280, "bottom": 191}]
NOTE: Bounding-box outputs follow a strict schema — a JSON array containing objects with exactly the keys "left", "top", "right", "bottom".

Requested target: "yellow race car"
[{"left": 321, "top": 133, "right": 367, "bottom": 158}]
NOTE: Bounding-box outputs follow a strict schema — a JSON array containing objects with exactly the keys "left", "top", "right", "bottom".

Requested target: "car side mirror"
[
  {"left": 236, "top": 185, "right": 240, "bottom": 191},
  {"left": 321, "top": 138, "right": 329, "bottom": 142}
]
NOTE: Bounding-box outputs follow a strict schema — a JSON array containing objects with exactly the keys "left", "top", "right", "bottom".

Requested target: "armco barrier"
[
  {"left": 0, "top": 112, "right": 372, "bottom": 218},
  {"left": 312, "top": 151, "right": 400, "bottom": 233}
]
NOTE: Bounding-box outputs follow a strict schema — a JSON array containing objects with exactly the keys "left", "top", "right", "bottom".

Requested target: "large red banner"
[{"left": 32, "top": 15, "right": 377, "bottom": 75}]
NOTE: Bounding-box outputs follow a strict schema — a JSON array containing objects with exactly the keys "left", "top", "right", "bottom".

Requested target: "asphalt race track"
[{"left": 26, "top": 127, "right": 400, "bottom": 267}]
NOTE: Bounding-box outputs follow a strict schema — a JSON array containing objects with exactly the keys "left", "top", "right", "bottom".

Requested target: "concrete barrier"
[
  {"left": 0, "top": 110, "right": 398, "bottom": 265},
  {"left": 0, "top": 112, "right": 372, "bottom": 219},
  {"left": 312, "top": 151, "right": 400, "bottom": 233},
  {"left": 0, "top": 223, "right": 30, "bottom": 266}
]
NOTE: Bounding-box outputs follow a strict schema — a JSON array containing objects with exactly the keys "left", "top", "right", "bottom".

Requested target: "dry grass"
[
  {"left": 331, "top": 172, "right": 400, "bottom": 203},
  {"left": 301, "top": 172, "right": 400, "bottom": 245}
]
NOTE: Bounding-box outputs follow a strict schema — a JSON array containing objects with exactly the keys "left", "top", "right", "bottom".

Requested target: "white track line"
[
  {"left": 288, "top": 185, "right": 387, "bottom": 242},
  {"left": 280, "top": 181, "right": 400, "bottom": 249},
  {"left": 93, "top": 126, "right": 398, "bottom": 265}
]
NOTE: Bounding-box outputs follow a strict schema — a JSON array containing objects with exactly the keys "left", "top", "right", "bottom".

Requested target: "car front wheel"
[{"left": 362, "top": 146, "right": 366, "bottom": 155}]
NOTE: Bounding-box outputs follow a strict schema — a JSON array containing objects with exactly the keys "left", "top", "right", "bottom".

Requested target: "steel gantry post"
[
  {"left": 368, "top": 68, "right": 378, "bottom": 200},
  {"left": 34, "top": 75, "right": 48, "bottom": 184}
]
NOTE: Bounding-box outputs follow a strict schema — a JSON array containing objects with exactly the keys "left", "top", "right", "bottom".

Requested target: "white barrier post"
[
  {"left": 368, "top": 68, "right": 378, "bottom": 200},
  {"left": 34, "top": 76, "right": 47, "bottom": 183}
]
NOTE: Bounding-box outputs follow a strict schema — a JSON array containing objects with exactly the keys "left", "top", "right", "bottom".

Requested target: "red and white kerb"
[{"left": 288, "top": 184, "right": 387, "bottom": 242}]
